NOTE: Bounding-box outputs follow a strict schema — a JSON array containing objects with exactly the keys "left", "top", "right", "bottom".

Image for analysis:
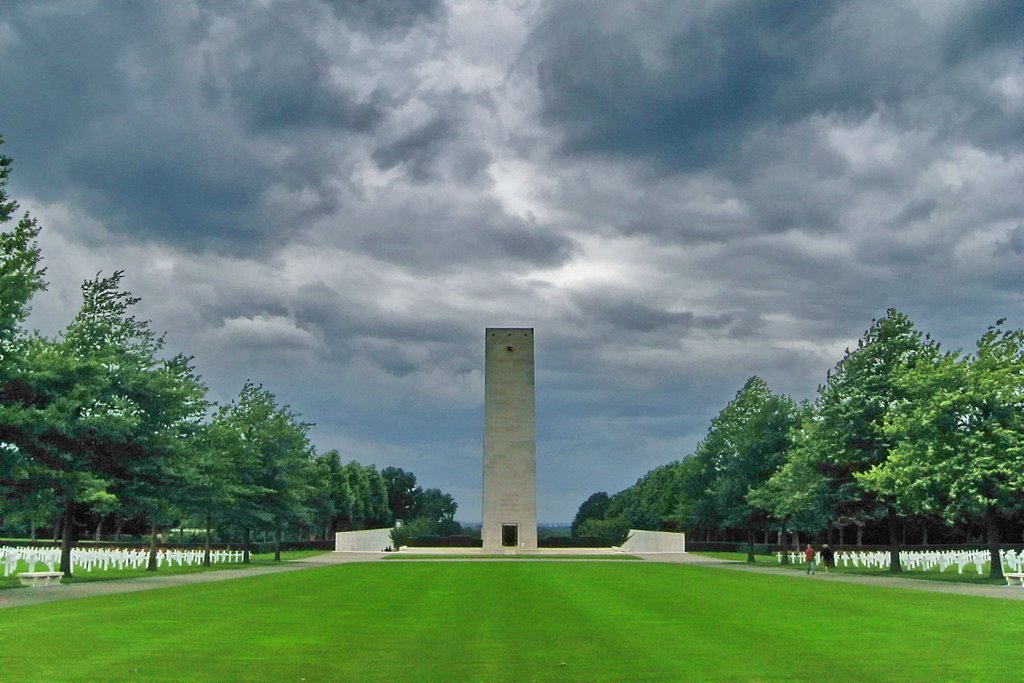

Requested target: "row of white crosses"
[
  {"left": 2, "top": 545, "right": 245, "bottom": 577},
  {"left": 777, "top": 548, "right": 1024, "bottom": 574}
]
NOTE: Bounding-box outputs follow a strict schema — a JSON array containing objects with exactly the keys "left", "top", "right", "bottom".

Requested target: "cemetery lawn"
[
  {"left": 693, "top": 551, "right": 1009, "bottom": 585},
  {"left": 0, "top": 550, "right": 328, "bottom": 591},
  {"left": 1, "top": 562, "right": 1020, "bottom": 682}
]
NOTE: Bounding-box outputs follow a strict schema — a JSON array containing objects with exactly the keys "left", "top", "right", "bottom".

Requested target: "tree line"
[
  {"left": 0, "top": 136, "right": 458, "bottom": 575},
  {"left": 573, "top": 309, "right": 1024, "bottom": 579}
]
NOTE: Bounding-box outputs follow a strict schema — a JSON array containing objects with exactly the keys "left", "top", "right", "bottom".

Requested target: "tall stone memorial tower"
[{"left": 482, "top": 328, "right": 537, "bottom": 550}]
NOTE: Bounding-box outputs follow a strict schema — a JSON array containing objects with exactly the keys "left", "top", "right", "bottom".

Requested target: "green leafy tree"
[
  {"left": 214, "top": 382, "right": 314, "bottom": 561},
  {"left": 318, "top": 450, "right": 353, "bottom": 535},
  {"left": 0, "top": 135, "right": 48, "bottom": 530},
  {"left": 304, "top": 452, "right": 341, "bottom": 540},
  {"left": 747, "top": 421, "right": 830, "bottom": 561},
  {"left": 571, "top": 492, "right": 612, "bottom": 537},
  {"left": 58, "top": 273, "right": 207, "bottom": 571},
  {"left": 675, "top": 451, "right": 720, "bottom": 541},
  {"left": 382, "top": 466, "right": 421, "bottom": 522},
  {"left": 861, "top": 322, "right": 1024, "bottom": 579},
  {"left": 415, "top": 487, "right": 457, "bottom": 523},
  {"left": 0, "top": 134, "right": 46, "bottom": 345},
  {"left": 340, "top": 462, "right": 392, "bottom": 530},
  {"left": 181, "top": 421, "right": 241, "bottom": 566},
  {"left": 575, "top": 515, "right": 630, "bottom": 544},
  {"left": 695, "top": 377, "right": 800, "bottom": 562},
  {"left": 1, "top": 271, "right": 185, "bottom": 575},
  {"left": 606, "top": 462, "right": 691, "bottom": 532},
  {"left": 801, "top": 309, "right": 939, "bottom": 571}
]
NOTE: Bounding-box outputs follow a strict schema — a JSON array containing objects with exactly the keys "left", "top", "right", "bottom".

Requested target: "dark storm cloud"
[
  {"left": 1003, "top": 225, "right": 1024, "bottom": 255},
  {"left": 0, "top": 1, "right": 400, "bottom": 254},
  {"left": 372, "top": 116, "right": 454, "bottom": 180},
  {"left": 347, "top": 196, "right": 576, "bottom": 272},
  {"left": 0, "top": 3, "right": 177, "bottom": 192},
  {"left": 941, "top": 0, "right": 1024, "bottom": 63},
  {"left": 573, "top": 292, "right": 731, "bottom": 334},
  {"left": 206, "top": 4, "right": 386, "bottom": 133},
  {"left": 529, "top": 1, "right": 1024, "bottom": 170},
  {"left": 531, "top": 0, "right": 850, "bottom": 169}
]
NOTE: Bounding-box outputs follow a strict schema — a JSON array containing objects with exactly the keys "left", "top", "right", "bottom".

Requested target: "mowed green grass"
[{"left": 1, "top": 562, "right": 1020, "bottom": 682}]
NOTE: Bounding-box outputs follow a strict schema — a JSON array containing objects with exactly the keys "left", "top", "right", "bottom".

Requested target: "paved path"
[
  {"left": 634, "top": 553, "right": 1024, "bottom": 601},
  {"left": 3, "top": 551, "right": 1021, "bottom": 609}
]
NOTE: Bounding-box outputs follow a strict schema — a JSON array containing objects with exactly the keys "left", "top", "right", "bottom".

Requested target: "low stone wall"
[
  {"left": 620, "top": 529, "right": 686, "bottom": 553},
  {"left": 334, "top": 528, "right": 395, "bottom": 552}
]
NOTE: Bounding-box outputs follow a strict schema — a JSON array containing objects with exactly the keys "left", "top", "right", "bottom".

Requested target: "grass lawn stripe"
[{"left": 1, "top": 562, "right": 1021, "bottom": 681}]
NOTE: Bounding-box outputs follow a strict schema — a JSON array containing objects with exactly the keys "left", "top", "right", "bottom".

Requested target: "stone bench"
[
  {"left": 1004, "top": 572, "right": 1024, "bottom": 587},
  {"left": 18, "top": 571, "right": 64, "bottom": 587}
]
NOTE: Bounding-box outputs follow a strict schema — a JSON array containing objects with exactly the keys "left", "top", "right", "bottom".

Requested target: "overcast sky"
[{"left": 1, "top": 1, "right": 1022, "bottom": 522}]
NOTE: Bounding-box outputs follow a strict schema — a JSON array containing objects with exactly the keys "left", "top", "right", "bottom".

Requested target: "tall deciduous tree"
[
  {"left": 571, "top": 492, "right": 612, "bottom": 538},
  {"left": 0, "top": 135, "right": 46, "bottom": 345},
  {"left": 801, "top": 309, "right": 939, "bottom": 572},
  {"left": 382, "top": 466, "right": 421, "bottom": 522},
  {"left": 861, "top": 322, "right": 1024, "bottom": 579},
  {"left": 212, "top": 382, "right": 315, "bottom": 562},
  {"left": 416, "top": 488, "right": 457, "bottom": 523},
  {"left": 695, "top": 377, "right": 800, "bottom": 562},
  {"left": 2, "top": 271, "right": 178, "bottom": 575},
  {"left": 0, "top": 135, "right": 48, "bottom": 524}
]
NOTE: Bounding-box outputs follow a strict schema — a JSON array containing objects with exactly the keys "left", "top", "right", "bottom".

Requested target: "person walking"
[
  {"left": 803, "top": 543, "right": 816, "bottom": 575},
  {"left": 820, "top": 544, "right": 835, "bottom": 575}
]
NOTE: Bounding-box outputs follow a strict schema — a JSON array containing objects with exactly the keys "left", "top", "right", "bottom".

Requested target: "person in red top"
[{"left": 804, "top": 544, "right": 816, "bottom": 575}]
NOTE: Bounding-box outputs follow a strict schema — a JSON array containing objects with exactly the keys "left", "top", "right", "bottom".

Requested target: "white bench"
[
  {"left": 18, "top": 571, "right": 64, "bottom": 587},
  {"left": 1004, "top": 572, "right": 1024, "bottom": 587}
]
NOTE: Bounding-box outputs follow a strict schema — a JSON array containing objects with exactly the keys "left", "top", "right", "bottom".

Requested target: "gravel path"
[
  {"left": 634, "top": 552, "right": 1024, "bottom": 601},
  {"left": 3, "top": 550, "right": 1021, "bottom": 609}
]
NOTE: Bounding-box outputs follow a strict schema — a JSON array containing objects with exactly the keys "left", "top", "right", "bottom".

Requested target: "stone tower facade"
[{"left": 481, "top": 328, "right": 537, "bottom": 550}]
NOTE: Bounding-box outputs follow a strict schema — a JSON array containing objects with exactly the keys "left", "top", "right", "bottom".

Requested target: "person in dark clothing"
[{"left": 820, "top": 544, "right": 835, "bottom": 575}]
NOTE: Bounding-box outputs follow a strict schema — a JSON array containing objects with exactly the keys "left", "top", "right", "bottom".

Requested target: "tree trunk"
[
  {"left": 114, "top": 515, "right": 124, "bottom": 542},
  {"left": 203, "top": 517, "right": 212, "bottom": 567},
  {"left": 922, "top": 526, "right": 929, "bottom": 546},
  {"left": 986, "top": 511, "right": 1003, "bottom": 580},
  {"left": 838, "top": 524, "right": 845, "bottom": 547},
  {"left": 147, "top": 522, "right": 159, "bottom": 571},
  {"left": 274, "top": 528, "right": 282, "bottom": 562},
  {"left": 243, "top": 527, "right": 252, "bottom": 564},
  {"left": 779, "top": 521, "right": 790, "bottom": 564},
  {"left": 94, "top": 516, "right": 104, "bottom": 542},
  {"left": 856, "top": 523, "right": 863, "bottom": 546},
  {"left": 30, "top": 520, "right": 37, "bottom": 542},
  {"left": 746, "top": 527, "right": 756, "bottom": 563},
  {"left": 59, "top": 501, "right": 74, "bottom": 578},
  {"left": 887, "top": 510, "right": 902, "bottom": 573},
  {"left": 792, "top": 530, "right": 799, "bottom": 551}
]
